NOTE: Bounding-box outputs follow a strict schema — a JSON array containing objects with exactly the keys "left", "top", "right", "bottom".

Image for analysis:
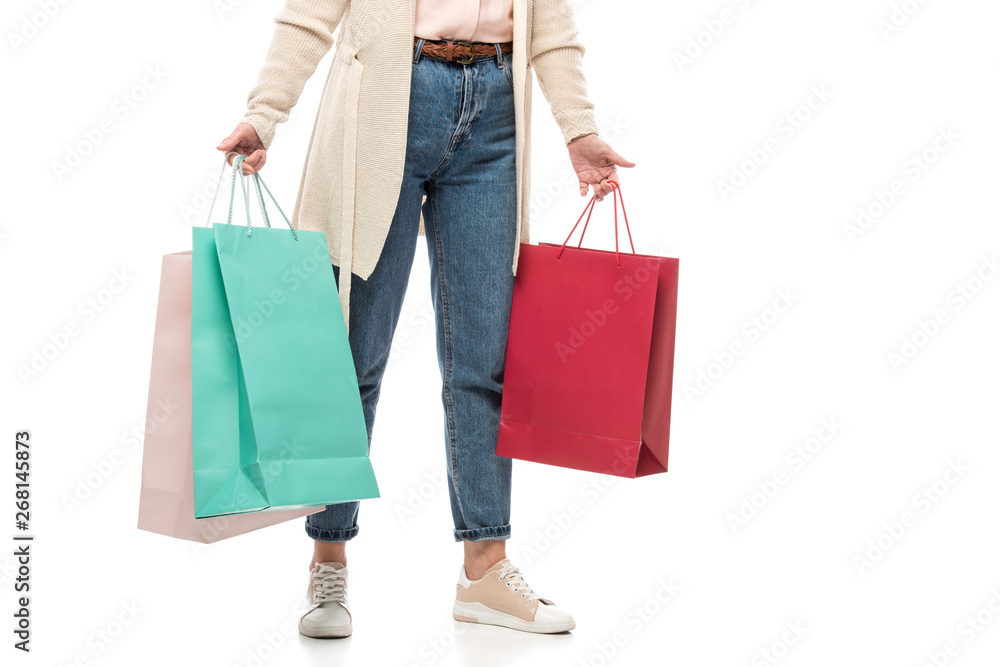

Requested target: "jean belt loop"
[
  {"left": 494, "top": 42, "right": 503, "bottom": 68},
  {"left": 413, "top": 37, "right": 425, "bottom": 64}
]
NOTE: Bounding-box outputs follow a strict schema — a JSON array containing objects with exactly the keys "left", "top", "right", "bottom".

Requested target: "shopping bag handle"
[
  {"left": 203, "top": 152, "right": 298, "bottom": 240},
  {"left": 556, "top": 180, "right": 635, "bottom": 267},
  {"left": 204, "top": 152, "right": 258, "bottom": 229}
]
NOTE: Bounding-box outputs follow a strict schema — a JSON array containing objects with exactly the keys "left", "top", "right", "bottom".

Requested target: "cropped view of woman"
[{"left": 217, "top": 0, "right": 633, "bottom": 638}]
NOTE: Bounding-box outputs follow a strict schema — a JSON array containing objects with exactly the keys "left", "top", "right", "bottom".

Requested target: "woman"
[{"left": 218, "top": 0, "right": 633, "bottom": 638}]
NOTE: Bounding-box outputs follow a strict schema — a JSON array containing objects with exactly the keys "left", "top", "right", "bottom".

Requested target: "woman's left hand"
[{"left": 567, "top": 133, "right": 635, "bottom": 201}]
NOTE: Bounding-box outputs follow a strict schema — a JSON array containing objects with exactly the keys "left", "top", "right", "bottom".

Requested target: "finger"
[
  {"left": 217, "top": 130, "right": 239, "bottom": 151},
  {"left": 579, "top": 181, "right": 588, "bottom": 196},
  {"left": 595, "top": 179, "right": 612, "bottom": 201},
  {"left": 595, "top": 182, "right": 607, "bottom": 202},
  {"left": 249, "top": 151, "right": 267, "bottom": 174},
  {"left": 243, "top": 150, "right": 263, "bottom": 174},
  {"left": 607, "top": 147, "right": 636, "bottom": 168},
  {"left": 229, "top": 153, "right": 250, "bottom": 174},
  {"left": 226, "top": 148, "right": 249, "bottom": 167}
]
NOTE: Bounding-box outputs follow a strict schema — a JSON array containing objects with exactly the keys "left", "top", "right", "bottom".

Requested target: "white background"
[{"left": 3, "top": 0, "right": 1000, "bottom": 665}]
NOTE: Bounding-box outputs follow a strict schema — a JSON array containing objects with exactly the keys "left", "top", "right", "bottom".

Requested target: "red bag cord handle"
[{"left": 556, "top": 180, "right": 636, "bottom": 267}]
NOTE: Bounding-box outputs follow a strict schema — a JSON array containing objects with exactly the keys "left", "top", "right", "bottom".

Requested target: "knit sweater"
[{"left": 239, "top": 0, "right": 598, "bottom": 331}]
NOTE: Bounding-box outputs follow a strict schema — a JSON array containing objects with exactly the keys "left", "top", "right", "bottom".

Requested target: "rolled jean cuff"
[
  {"left": 305, "top": 521, "right": 359, "bottom": 543},
  {"left": 454, "top": 524, "right": 511, "bottom": 542}
]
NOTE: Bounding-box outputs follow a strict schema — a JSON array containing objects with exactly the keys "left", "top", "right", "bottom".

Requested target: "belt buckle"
[{"left": 455, "top": 40, "right": 476, "bottom": 64}]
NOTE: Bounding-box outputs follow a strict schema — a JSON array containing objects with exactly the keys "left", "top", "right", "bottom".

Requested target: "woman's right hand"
[{"left": 217, "top": 123, "right": 266, "bottom": 175}]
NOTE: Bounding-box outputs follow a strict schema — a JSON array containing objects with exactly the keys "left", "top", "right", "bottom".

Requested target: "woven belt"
[{"left": 416, "top": 37, "right": 513, "bottom": 64}]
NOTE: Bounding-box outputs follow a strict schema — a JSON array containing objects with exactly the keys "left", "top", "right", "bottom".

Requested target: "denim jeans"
[{"left": 305, "top": 39, "right": 517, "bottom": 543}]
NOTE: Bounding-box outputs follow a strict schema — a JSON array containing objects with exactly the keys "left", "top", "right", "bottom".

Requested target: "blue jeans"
[{"left": 305, "top": 39, "right": 517, "bottom": 543}]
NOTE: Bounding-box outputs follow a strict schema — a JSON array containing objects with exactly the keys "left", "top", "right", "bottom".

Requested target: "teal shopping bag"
[{"left": 191, "top": 154, "right": 379, "bottom": 519}]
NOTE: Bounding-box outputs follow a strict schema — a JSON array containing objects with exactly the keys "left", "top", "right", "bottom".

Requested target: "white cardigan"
[{"left": 240, "top": 0, "right": 598, "bottom": 331}]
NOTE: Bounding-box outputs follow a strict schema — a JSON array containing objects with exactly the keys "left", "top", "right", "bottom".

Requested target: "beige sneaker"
[
  {"left": 453, "top": 558, "right": 575, "bottom": 633},
  {"left": 298, "top": 561, "right": 352, "bottom": 638}
]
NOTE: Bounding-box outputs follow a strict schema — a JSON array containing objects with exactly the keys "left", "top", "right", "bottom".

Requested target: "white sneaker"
[{"left": 298, "top": 561, "right": 352, "bottom": 638}]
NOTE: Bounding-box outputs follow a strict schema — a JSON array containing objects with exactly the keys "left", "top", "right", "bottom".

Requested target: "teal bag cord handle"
[
  {"left": 202, "top": 152, "right": 298, "bottom": 241},
  {"left": 250, "top": 172, "right": 272, "bottom": 228},
  {"left": 233, "top": 154, "right": 298, "bottom": 240},
  {"left": 230, "top": 155, "right": 254, "bottom": 236},
  {"left": 252, "top": 171, "right": 297, "bottom": 240},
  {"left": 203, "top": 152, "right": 264, "bottom": 231}
]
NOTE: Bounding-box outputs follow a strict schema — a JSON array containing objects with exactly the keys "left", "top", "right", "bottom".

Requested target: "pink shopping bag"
[{"left": 137, "top": 251, "right": 320, "bottom": 543}]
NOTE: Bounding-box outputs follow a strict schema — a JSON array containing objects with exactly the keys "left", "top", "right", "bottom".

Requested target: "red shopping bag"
[{"left": 496, "top": 183, "right": 678, "bottom": 477}]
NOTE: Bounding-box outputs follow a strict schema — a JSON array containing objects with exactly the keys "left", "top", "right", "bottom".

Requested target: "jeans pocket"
[{"left": 502, "top": 51, "right": 514, "bottom": 91}]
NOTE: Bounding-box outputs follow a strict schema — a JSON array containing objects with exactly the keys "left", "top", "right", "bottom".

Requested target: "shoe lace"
[
  {"left": 310, "top": 564, "right": 348, "bottom": 607},
  {"left": 495, "top": 563, "right": 541, "bottom": 603}
]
